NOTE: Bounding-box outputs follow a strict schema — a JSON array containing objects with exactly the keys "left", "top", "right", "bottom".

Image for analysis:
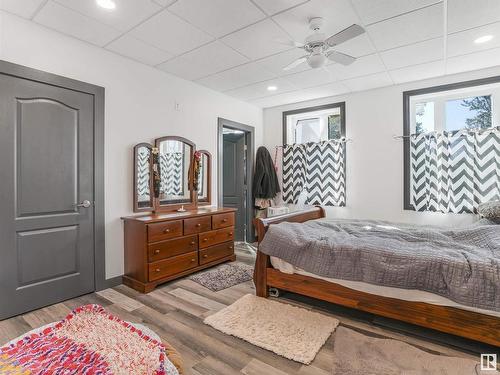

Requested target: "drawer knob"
[
  {"left": 229, "top": 232, "right": 233, "bottom": 236},
  {"left": 154, "top": 249, "right": 160, "bottom": 254},
  {"left": 190, "top": 241, "right": 195, "bottom": 245},
  {"left": 203, "top": 254, "right": 208, "bottom": 258},
  {"left": 191, "top": 258, "right": 196, "bottom": 262},
  {"left": 196, "top": 223, "right": 201, "bottom": 227},
  {"left": 229, "top": 245, "right": 233, "bottom": 250},
  {"left": 203, "top": 238, "right": 208, "bottom": 242},
  {"left": 222, "top": 218, "right": 228, "bottom": 223},
  {"left": 164, "top": 228, "right": 170, "bottom": 233},
  {"left": 155, "top": 268, "right": 161, "bottom": 272}
]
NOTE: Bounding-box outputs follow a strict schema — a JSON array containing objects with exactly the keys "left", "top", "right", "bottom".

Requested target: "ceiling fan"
[{"left": 281, "top": 18, "right": 365, "bottom": 71}]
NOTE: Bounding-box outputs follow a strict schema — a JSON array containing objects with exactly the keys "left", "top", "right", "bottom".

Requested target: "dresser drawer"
[
  {"left": 199, "top": 227, "right": 234, "bottom": 249},
  {"left": 148, "top": 235, "right": 198, "bottom": 262},
  {"left": 212, "top": 212, "right": 234, "bottom": 229},
  {"left": 148, "top": 220, "right": 183, "bottom": 243},
  {"left": 199, "top": 241, "right": 234, "bottom": 265},
  {"left": 148, "top": 251, "right": 198, "bottom": 282},
  {"left": 184, "top": 216, "right": 211, "bottom": 235}
]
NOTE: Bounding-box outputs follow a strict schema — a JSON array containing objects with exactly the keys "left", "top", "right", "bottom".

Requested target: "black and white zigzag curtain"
[
  {"left": 410, "top": 128, "right": 500, "bottom": 213},
  {"left": 136, "top": 148, "right": 151, "bottom": 202},
  {"left": 283, "top": 140, "right": 346, "bottom": 206},
  {"left": 160, "top": 152, "right": 184, "bottom": 196}
]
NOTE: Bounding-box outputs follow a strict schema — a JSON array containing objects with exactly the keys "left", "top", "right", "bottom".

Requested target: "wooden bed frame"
[{"left": 254, "top": 207, "right": 500, "bottom": 347}]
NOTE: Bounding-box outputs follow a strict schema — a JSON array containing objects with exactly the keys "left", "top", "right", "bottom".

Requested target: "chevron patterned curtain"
[
  {"left": 160, "top": 152, "right": 184, "bottom": 196},
  {"left": 410, "top": 128, "right": 500, "bottom": 213},
  {"left": 283, "top": 140, "right": 346, "bottom": 206}
]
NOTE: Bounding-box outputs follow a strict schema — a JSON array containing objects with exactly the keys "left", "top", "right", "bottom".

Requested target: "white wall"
[
  {"left": 263, "top": 65, "right": 500, "bottom": 227},
  {"left": 0, "top": 12, "right": 263, "bottom": 280}
]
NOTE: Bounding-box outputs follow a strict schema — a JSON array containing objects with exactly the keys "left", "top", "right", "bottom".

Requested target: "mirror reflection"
[
  {"left": 197, "top": 151, "right": 210, "bottom": 203},
  {"left": 157, "top": 139, "right": 192, "bottom": 205},
  {"left": 134, "top": 144, "right": 153, "bottom": 211}
]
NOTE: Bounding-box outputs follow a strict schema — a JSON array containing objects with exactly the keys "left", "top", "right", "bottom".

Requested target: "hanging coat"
[{"left": 253, "top": 146, "right": 280, "bottom": 199}]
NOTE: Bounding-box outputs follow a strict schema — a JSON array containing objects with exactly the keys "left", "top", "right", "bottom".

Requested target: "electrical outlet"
[{"left": 174, "top": 102, "right": 180, "bottom": 111}]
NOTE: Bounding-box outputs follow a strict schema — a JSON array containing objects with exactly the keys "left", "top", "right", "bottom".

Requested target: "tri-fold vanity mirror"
[{"left": 133, "top": 136, "right": 211, "bottom": 212}]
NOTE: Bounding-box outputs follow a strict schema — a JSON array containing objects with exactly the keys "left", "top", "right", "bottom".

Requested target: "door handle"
[{"left": 76, "top": 200, "right": 91, "bottom": 208}]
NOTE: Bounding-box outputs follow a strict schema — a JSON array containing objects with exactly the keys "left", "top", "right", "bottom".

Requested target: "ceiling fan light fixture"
[{"left": 308, "top": 53, "right": 327, "bottom": 69}]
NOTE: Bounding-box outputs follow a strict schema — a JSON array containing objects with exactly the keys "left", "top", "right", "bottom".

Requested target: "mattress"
[{"left": 270, "top": 256, "right": 500, "bottom": 318}]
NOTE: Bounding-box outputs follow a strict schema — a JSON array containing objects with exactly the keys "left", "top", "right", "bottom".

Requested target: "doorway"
[
  {"left": 0, "top": 61, "right": 105, "bottom": 319},
  {"left": 218, "top": 118, "right": 255, "bottom": 243}
]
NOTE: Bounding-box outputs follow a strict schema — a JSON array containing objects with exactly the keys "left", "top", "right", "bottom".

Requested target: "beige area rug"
[
  {"left": 332, "top": 326, "right": 494, "bottom": 375},
  {"left": 204, "top": 294, "right": 339, "bottom": 364}
]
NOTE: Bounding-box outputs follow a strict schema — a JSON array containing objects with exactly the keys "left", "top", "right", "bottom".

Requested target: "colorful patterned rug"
[
  {"left": 0, "top": 304, "right": 179, "bottom": 374},
  {"left": 189, "top": 262, "right": 253, "bottom": 291}
]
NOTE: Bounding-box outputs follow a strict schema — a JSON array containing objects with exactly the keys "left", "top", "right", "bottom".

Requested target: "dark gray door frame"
[
  {"left": 217, "top": 117, "right": 255, "bottom": 243},
  {"left": 0, "top": 60, "right": 108, "bottom": 291}
]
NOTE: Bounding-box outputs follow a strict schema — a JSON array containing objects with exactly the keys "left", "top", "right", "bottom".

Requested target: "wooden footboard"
[{"left": 253, "top": 207, "right": 500, "bottom": 347}]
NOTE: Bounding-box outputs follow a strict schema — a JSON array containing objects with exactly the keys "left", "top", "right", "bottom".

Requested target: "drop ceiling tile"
[
  {"left": 252, "top": 0, "right": 308, "bottom": 16},
  {"left": 221, "top": 19, "right": 292, "bottom": 60},
  {"left": 106, "top": 34, "right": 173, "bottom": 65},
  {"left": 283, "top": 67, "right": 336, "bottom": 89},
  {"left": 251, "top": 81, "right": 350, "bottom": 107},
  {"left": 447, "top": 22, "right": 500, "bottom": 57},
  {"left": 0, "top": 0, "right": 44, "bottom": 19},
  {"left": 196, "top": 61, "right": 277, "bottom": 91},
  {"left": 256, "top": 48, "right": 311, "bottom": 75},
  {"left": 342, "top": 71, "right": 393, "bottom": 92},
  {"left": 328, "top": 53, "right": 385, "bottom": 80},
  {"left": 169, "top": 0, "right": 265, "bottom": 38},
  {"left": 389, "top": 60, "right": 445, "bottom": 83},
  {"left": 301, "top": 80, "right": 350, "bottom": 98},
  {"left": 157, "top": 41, "right": 249, "bottom": 80},
  {"left": 34, "top": 1, "right": 121, "bottom": 46},
  {"left": 351, "top": 0, "right": 440, "bottom": 25},
  {"left": 53, "top": 0, "right": 161, "bottom": 31},
  {"left": 272, "top": 0, "right": 360, "bottom": 42},
  {"left": 380, "top": 37, "right": 443, "bottom": 70},
  {"left": 333, "top": 34, "right": 376, "bottom": 58},
  {"left": 131, "top": 9, "right": 213, "bottom": 55},
  {"left": 448, "top": 0, "right": 500, "bottom": 33},
  {"left": 153, "top": 0, "right": 177, "bottom": 6},
  {"left": 366, "top": 3, "right": 443, "bottom": 51},
  {"left": 446, "top": 47, "right": 500, "bottom": 75},
  {"left": 225, "top": 78, "right": 296, "bottom": 100}
]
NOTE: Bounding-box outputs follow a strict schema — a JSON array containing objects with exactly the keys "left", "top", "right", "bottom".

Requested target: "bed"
[{"left": 254, "top": 207, "right": 500, "bottom": 347}]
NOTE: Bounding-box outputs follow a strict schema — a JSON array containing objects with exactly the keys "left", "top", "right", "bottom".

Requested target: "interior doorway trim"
[
  {"left": 0, "top": 60, "right": 107, "bottom": 291},
  {"left": 217, "top": 117, "right": 255, "bottom": 243}
]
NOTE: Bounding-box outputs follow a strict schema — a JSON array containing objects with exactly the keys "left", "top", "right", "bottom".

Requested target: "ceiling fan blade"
[
  {"left": 274, "top": 38, "right": 305, "bottom": 48},
  {"left": 283, "top": 56, "right": 308, "bottom": 71},
  {"left": 325, "top": 24, "right": 365, "bottom": 46},
  {"left": 327, "top": 51, "right": 356, "bottom": 65}
]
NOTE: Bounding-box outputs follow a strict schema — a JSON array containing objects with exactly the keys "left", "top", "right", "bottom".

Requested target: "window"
[
  {"left": 283, "top": 102, "right": 345, "bottom": 144},
  {"left": 282, "top": 102, "right": 346, "bottom": 207},
  {"left": 403, "top": 77, "right": 500, "bottom": 213}
]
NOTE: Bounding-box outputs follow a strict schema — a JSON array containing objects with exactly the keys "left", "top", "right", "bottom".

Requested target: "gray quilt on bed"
[{"left": 259, "top": 219, "right": 500, "bottom": 312}]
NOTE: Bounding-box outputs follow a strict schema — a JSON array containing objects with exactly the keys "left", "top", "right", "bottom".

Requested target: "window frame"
[
  {"left": 403, "top": 75, "right": 500, "bottom": 211},
  {"left": 282, "top": 102, "right": 346, "bottom": 145}
]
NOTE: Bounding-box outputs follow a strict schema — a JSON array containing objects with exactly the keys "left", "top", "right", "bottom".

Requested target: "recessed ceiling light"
[
  {"left": 474, "top": 35, "right": 493, "bottom": 44},
  {"left": 96, "top": 0, "right": 116, "bottom": 10},
  {"left": 267, "top": 85, "right": 277, "bottom": 91}
]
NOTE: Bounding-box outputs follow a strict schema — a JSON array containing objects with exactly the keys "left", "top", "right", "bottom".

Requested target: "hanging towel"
[{"left": 253, "top": 146, "right": 280, "bottom": 200}]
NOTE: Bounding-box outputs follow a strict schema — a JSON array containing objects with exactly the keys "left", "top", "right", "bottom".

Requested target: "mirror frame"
[
  {"left": 133, "top": 142, "right": 154, "bottom": 212},
  {"left": 196, "top": 150, "right": 212, "bottom": 206},
  {"left": 154, "top": 135, "right": 196, "bottom": 212}
]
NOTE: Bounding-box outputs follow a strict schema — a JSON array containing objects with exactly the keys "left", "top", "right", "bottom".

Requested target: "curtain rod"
[
  {"left": 393, "top": 126, "right": 500, "bottom": 140},
  {"left": 275, "top": 138, "right": 353, "bottom": 148}
]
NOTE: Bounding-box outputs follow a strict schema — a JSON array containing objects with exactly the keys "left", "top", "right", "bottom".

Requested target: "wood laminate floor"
[{"left": 0, "top": 245, "right": 486, "bottom": 374}]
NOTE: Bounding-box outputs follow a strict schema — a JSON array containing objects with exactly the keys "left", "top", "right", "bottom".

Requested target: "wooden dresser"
[{"left": 122, "top": 207, "right": 236, "bottom": 293}]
